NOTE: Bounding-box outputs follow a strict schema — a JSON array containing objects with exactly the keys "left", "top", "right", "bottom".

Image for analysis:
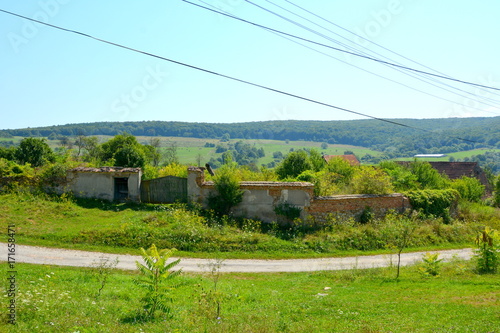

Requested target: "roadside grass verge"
[
  {"left": 2, "top": 191, "right": 498, "bottom": 259},
  {"left": 2, "top": 260, "right": 499, "bottom": 332}
]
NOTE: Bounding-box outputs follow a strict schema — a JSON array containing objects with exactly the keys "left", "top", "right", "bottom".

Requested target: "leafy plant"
[
  {"left": 474, "top": 227, "right": 499, "bottom": 274},
  {"left": 134, "top": 244, "right": 182, "bottom": 319},
  {"left": 418, "top": 252, "right": 442, "bottom": 277}
]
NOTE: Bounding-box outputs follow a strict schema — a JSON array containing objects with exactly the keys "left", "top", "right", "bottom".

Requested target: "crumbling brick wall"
[
  {"left": 306, "top": 194, "right": 411, "bottom": 222},
  {"left": 187, "top": 167, "right": 411, "bottom": 223}
]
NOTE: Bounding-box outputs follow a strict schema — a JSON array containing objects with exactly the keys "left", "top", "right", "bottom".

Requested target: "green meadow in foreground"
[{"left": 2, "top": 259, "right": 499, "bottom": 332}]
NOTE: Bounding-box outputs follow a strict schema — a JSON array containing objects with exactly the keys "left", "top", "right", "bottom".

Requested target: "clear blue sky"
[{"left": 1, "top": 0, "right": 500, "bottom": 130}]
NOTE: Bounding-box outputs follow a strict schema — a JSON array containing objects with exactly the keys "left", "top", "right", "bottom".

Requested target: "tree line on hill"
[{"left": 1, "top": 117, "right": 499, "bottom": 157}]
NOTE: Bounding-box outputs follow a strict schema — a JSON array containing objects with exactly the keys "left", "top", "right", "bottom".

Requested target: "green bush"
[
  {"left": 207, "top": 165, "right": 244, "bottom": 216},
  {"left": 451, "top": 176, "right": 485, "bottom": 203},
  {"left": 406, "top": 189, "right": 459, "bottom": 221},
  {"left": 351, "top": 167, "right": 394, "bottom": 195}
]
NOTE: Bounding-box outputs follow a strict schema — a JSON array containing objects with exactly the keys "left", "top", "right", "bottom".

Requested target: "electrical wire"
[
  {"left": 283, "top": 0, "right": 500, "bottom": 102},
  {"left": 197, "top": 0, "right": 496, "bottom": 115},
  {"left": 256, "top": 0, "right": 500, "bottom": 113},
  {"left": 180, "top": 0, "right": 500, "bottom": 93}
]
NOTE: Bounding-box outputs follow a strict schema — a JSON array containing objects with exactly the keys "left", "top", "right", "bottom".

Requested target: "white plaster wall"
[
  {"left": 127, "top": 173, "right": 141, "bottom": 202},
  {"left": 69, "top": 172, "right": 114, "bottom": 201},
  {"left": 68, "top": 171, "right": 142, "bottom": 202}
]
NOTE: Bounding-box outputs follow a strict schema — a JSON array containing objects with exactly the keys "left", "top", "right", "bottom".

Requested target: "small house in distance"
[
  {"left": 66, "top": 167, "right": 142, "bottom": 202},
  {"left": 323, "top": 154, "right": 360, "bottom": 166}
]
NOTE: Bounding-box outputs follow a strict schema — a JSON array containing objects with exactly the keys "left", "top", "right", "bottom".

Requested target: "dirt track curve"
[{"left": 3, "top": 243, "right": 473, "bottom": 273}]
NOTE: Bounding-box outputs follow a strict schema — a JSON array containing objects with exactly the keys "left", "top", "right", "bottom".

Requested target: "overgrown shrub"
[
  {"left": 406, "top": 189, "right": 459, "bottom": 221},
  {"left": 39, "top": 162, "right": 70, "bottom": 188},
  {"left": 207, "top": 165, "right": 244, "bottom": 216},
  {"left": 451, "top": 176, "right": 485, "bottom": 203}
]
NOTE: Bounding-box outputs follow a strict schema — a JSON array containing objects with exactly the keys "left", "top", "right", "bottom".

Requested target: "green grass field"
[{"left": 2, "top": 259, "right": 499, "bottom": 332}]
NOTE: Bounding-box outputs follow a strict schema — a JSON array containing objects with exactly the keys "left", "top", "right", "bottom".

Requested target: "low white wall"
[{"left": 67, "top": 167, "right": 142, "bottom": 202}]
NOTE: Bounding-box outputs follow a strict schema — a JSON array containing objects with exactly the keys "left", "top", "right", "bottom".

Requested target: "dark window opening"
[{"left": 114, "top": 177, "right": 129, "bottom": 201}]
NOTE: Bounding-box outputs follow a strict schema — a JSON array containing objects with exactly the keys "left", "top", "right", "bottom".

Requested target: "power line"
[
  {"left": 180, "top": 0, "right": 500, "bottom": 93},
  {"left": 254, "top": 0, "right": 500, "bottom": 113},
  {"left": 197, "top": 0, "right": 498, "bottom": 115},
  {"left": 283, "top": 0, "right": 500, "bottom": 103},
  {"left": 0, "top": 8, "right": 484, "bottom": 145}
]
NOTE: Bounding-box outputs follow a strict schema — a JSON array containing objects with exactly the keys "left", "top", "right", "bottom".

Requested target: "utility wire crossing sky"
[{"left": 1, "top": 0, "right": 500, "bottom": 130}]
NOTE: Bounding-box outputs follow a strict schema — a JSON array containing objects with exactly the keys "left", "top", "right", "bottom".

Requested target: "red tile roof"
[{"left": 323, "top": 154, "right": 360, "bottom": 166}]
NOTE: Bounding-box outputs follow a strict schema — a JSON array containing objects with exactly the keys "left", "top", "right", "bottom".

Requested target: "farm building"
[{"left": 66, "top": 167, "right": 142, "bottom": 202}]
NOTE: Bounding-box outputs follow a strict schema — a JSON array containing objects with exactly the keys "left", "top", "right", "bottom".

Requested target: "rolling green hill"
[{"left": 2, "top": 117, "right": 499, "bottom": 158}]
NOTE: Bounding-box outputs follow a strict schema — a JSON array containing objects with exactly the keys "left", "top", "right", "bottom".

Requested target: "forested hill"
[{"left": 1, "top": 117, "right": 499, "bottom": 156}]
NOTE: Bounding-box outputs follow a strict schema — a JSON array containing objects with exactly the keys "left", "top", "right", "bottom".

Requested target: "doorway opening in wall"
[{"left": 114, "top": 177, "right": 129, "bottom": 201}]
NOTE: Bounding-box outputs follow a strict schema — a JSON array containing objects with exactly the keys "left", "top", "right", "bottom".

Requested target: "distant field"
[
  {"left": 37, "top": 135, "right": 383, "bottom": 166},
  {"left": 4, "top": 135, "right": 498, "bottom": 166}
]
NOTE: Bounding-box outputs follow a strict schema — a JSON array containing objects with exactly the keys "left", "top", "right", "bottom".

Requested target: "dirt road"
[{"left": 3, "top": 243, "right": 473, "bottom": 273}]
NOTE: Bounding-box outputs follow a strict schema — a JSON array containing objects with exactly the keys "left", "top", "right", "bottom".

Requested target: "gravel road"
[{"left": 3, "top": 243, "right": 473, "bottom": 273}]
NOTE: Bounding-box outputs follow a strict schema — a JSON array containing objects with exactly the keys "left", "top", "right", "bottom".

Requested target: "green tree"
[
  {"left": 325, "top": 157, "right": 356, "bottom": 185},
  {"left": 16, "top": 137, "right": 55, "bottom": 167},
  {"left": 308, "top": 148, "right": 325, "bottom": 172},
  {"left": 101, "top": 133, "right": 146, "bottom": 168},
  {"left": 351, "top": 167, "right": 394, "bottom": 195},
  {"left": 163, "top": 141, "right": 178, "bottom": 166},
  {"left": 0, "top": 146, "right": 17, "bottom": 161},
  {"left": 81, "top": 136, "right": 102, "bottom": 163},
  {"left": 275, "top": 150, "right": 312, "bottom": 179},
  {"left": 379, "top": 161, "right": 418, "bottom": 191},
  {"left": 114, "top": 146, "right": 146, "bottom": 168}
]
